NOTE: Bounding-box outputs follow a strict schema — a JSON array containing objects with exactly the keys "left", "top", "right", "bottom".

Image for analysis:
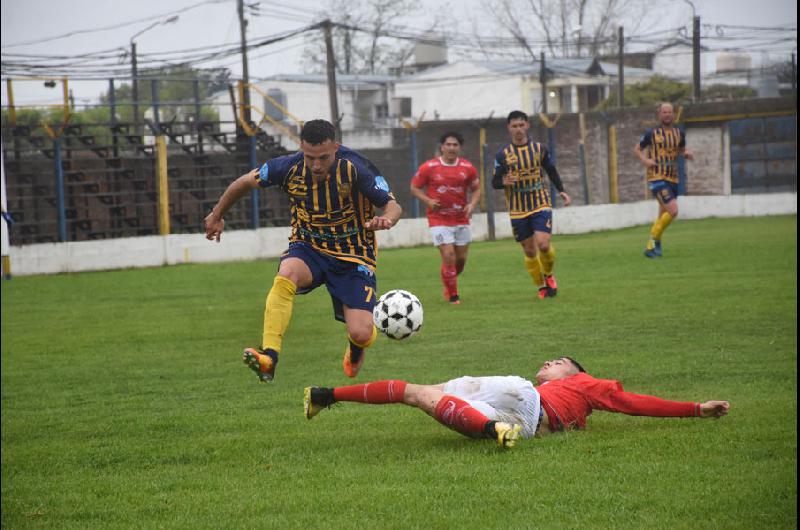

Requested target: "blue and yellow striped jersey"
[
  {"left": 492, "top": 141, "right": 556, "bottom": 219},
  {"left": 256, "top": 146, "right": 395, "bottom": 268},
  {"left": 639, "top": 126, "right": 686, "bottom": 183}
]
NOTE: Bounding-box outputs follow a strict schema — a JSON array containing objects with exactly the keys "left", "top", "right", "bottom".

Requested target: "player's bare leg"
[
  {"left": 438, "top": 243, "right": 460, "bottom": 304},
  {"left": 243, "top": 258, "right": 312, "bottom": 382},
  {"left": 304, "top": 382, "right": 521, "bottom": 447},
  {"left": 342, "top": 306, "right": 376, "bottom": 378},
  {"left": 535, "top": 231, "right": 557, "bottom": 297},
  {"left": 646, "top": 199, "right": 679, "bottom": 258},
  {"left": 454, "top": 245, "right": 469, "bottom": 276},
  {"left": 521, "top": 236, "right": 548, "bottom": 299}
]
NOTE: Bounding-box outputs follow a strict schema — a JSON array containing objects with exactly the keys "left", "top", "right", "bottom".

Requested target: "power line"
[{"left": 1, "top": 0, "right": 234, "bottom": 49}]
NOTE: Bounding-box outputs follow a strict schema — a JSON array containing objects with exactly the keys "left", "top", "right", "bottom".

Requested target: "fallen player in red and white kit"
[{"left": 303, "top": 357, "right": 730, "bottom": 448}]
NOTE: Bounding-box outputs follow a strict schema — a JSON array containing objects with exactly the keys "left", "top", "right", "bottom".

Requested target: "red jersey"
[
  {"left": 537, "top": 372, "right": 701, "bottom": 431},
  {"left": 411, "top": 157, "right": 480, "bottom": 227}
]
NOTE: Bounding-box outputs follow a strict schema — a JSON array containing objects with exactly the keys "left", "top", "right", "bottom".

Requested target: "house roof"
[
  {"left": 396, "top": 58, "right": 653, "bottom": 82},
  {"left": 253, "top": 73, "right": 395, "bottom": 89},
  {"left": 652, "top": 37, "right": 711, "bottom": 53}
]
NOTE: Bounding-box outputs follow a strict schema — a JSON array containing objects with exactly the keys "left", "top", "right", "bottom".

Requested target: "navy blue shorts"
[
  {"left": 281, "top": 242, "right": 377, "bottom": 321},
  {"left": 648, "top": 180, "right": 679, "bottom": 205},
  {"left": 511, "top": 210, "right": 553, "bottom": 242}
]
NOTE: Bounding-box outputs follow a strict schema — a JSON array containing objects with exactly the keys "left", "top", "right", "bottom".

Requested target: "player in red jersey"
[
  {"left": 410, "top": 132, "right": 481, "bottom": 304},
  {"left": 303, "top": 357, "right": 729, "bottom": 448}
]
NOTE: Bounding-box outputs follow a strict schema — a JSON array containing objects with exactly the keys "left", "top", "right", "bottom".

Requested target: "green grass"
[{"left": 2, "top": 215, "right": 796, "bottom": 529}]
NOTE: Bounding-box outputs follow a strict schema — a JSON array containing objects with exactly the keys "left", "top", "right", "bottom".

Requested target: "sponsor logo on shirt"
[
  {"left": 258, "top": 162, "right": 269, "bottom": 182},
  {"left": 357, "top": 264, "right": 375, "bottom": 277},
  {"left": 374, "top": 176, "right": 390, "bottom": 192}
]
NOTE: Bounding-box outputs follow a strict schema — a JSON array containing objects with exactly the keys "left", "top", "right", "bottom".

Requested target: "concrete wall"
[{"left": 7, "top": 192, "right": 795, "bottom": 276}]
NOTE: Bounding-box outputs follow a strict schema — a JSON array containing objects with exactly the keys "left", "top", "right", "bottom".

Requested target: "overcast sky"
[{"left": 1, "top": 0, "right": 796, "bottom": 106}]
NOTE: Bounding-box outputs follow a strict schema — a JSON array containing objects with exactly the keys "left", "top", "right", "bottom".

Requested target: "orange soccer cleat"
[
  {"left": 242, "top": 347, "right": 278, "bottom": 382},
  {"left": 544, "top": 274, "right": 558, "bottom": 297},
  {"left": 342, "top": 346, "right": 365, "bottom": 378}
]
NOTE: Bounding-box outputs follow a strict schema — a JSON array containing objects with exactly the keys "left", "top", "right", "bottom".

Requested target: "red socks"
[
  {"left": 434, "top": 395, "right": 490, "bottom": 437},
  {"left": 441, "top": 264, "right": 458, "bottom": 297},
  {"left": 333, "top": 380, "right": 407, "bottom": 404}
]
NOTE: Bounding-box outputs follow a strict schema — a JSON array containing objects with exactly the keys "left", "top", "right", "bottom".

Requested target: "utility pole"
[
  {"left": 540, "top": 52, "right": 547, "bottom": 113},
  {"left": 617, "top": 26, "right": 624, "bottom": 108},
  {"left": 692, "top": 16, "right": 701, "bottom": 101},
  {"left": 131, "top": 41, "right": 139, "bottom": 135},
  {"left": 237, "top": 0, "right": 252, "bottom": 125},
  {"left": 323, "top": 20, "right": 342, "bottom": 140}
]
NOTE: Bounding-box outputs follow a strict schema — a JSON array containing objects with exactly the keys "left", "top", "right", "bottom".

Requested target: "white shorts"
[
  {"left": 442, "top": 376, "right": 542, "bottom": 439},
  {"left": 430, "top": 225, "right": 471, "bottom": 247}
]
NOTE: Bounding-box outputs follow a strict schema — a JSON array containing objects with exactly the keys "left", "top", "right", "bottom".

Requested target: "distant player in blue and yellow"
[
  {"left": 634, "top": 102, "right": 694, "bottom": 258},
  {"left": 492, "top": 111, "right": 571, "bottom": 300},
  {"left": 204, "top": 120, "right": 402, "bottom": 382}
]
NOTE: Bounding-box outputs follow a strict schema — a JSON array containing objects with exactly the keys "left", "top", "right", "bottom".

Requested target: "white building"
[
  {"left": 209, "top": 58, "right": 653, "bottom": 149},
  {"left": 393, "top": 58, "right": 653, "bottom": 120},
  {"left": 211, "top": 73, "right": 397, "bottom": 149},
  {"left": 651, "top": 39, "right": 713, "bottom": 80}
]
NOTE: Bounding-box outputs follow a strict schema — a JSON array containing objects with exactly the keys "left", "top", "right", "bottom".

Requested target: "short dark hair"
[
  {"left": 563, "top": 356, "right": 586, "bottom": 373},
  {"left": 300, "top": 119, "right": 336, "bottom": 145},
  {"left": 507, "top": 110, "right": 529, "bottom": 123},
  {"left": 439, "top": 131, "right": 464, "bottom": 145}
]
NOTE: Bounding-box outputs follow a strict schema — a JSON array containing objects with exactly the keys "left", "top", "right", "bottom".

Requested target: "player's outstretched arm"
[
  {"left": 204, "top": 168, "right": 260, "bottom": 242},
  {"left": 699, "top": 400, "right": 730, "bottom": 418}
]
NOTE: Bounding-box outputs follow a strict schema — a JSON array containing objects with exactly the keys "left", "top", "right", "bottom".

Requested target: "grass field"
[{"left": 1, "top": 215, "right": 797, "bottom": 529}]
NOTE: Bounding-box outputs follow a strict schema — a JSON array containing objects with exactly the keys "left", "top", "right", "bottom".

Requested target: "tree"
[
  {"left": 478, "top": 0, "right": 656, "bottom": 60},
  {"left": 100, "top": 66, "right": 228, "bottom": 124},
  {"left": 595, "top": 75, "right": 758, "bottom": 110},
  {"left": 301, "top": 0, "right": 424, "bottom": 75}
]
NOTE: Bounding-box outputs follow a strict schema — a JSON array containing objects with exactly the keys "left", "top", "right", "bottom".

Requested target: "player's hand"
[
  {"left": 365, "top": 216, "right": 394, "bottom": 231},
  {"left": 464, "top": 204, "right": 475, "bottom": 217},
  {"left": 559, "top": 191, "right": 572, "bottom": 207},
  {"left": 204, "top": 211, "right": 225, "bottom": 242},
  {"left": 644, "top": 159, "right": 657, "bottom": 168},
  {"left": 683, "top": 149, "right": 694, "bottom": 161},
  {"left": 699, "top": 400, "right": 729, "bottom": 418},
  {"left": 502, "top": 175, "right": 518, "bottom": 186},
  {"left": 427, "top": 198, "right": 441, "bottom": 211}
]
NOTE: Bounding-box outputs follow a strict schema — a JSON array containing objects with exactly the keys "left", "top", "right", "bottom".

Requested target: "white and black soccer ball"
[{"left": 373, "top": 290, "right": 424, "bottom": 340}]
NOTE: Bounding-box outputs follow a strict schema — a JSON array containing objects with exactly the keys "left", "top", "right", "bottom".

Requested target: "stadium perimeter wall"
[{"left": 6, "top": 192, "right": 796, "bottom": 276}]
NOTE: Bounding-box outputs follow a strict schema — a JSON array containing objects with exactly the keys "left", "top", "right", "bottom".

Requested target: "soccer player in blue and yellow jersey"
[
  {"left": 492, "top": 111, "right": 571, "bottom": 300},
  {"left": 634, "top": 102, "right": 694, "bottom": 258},
  {"left": 204, "top": 120, "right": 402, "bottom": 382}
]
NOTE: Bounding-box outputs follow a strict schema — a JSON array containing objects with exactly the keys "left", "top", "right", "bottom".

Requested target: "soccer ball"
[{"left": 373, "top": 290, "right": 424, "bottom": 340}]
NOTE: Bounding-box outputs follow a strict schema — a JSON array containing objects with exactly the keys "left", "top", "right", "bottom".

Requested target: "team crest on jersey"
[
  {"left": 338, "top": 181, "right": 352, "bottom": 196},
  {"left": 505, "top": 152, "right": 519, "bottom": 166}
]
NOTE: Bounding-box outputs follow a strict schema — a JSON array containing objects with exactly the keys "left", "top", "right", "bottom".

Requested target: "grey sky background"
[{"left": 1, "top": 0, "right": 796, "bottom": 107}]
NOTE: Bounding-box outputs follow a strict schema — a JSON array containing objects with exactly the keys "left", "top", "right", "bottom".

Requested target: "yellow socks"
[
  {"left": 262, "top": 275, "right": 297, "bottom": 352},
  {"left": 524, "top": 255, "right": 544, "bottom": 287},
  {"left": 650, "top": 212, "right": 674, "bottom": 241},
  {"left": 539, "top": 246, "right": 556, "bottom": 276}
]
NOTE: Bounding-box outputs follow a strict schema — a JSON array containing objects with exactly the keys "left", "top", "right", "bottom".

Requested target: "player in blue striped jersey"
[
  {"left": 634, "top": 102, "right": 694, "bottom": 258},
  {"left": 492, "top": 111, "right": 571, "bottom": 300},
  {"left": 205, "top": 120, "right": 402, "bottom": 382}
]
